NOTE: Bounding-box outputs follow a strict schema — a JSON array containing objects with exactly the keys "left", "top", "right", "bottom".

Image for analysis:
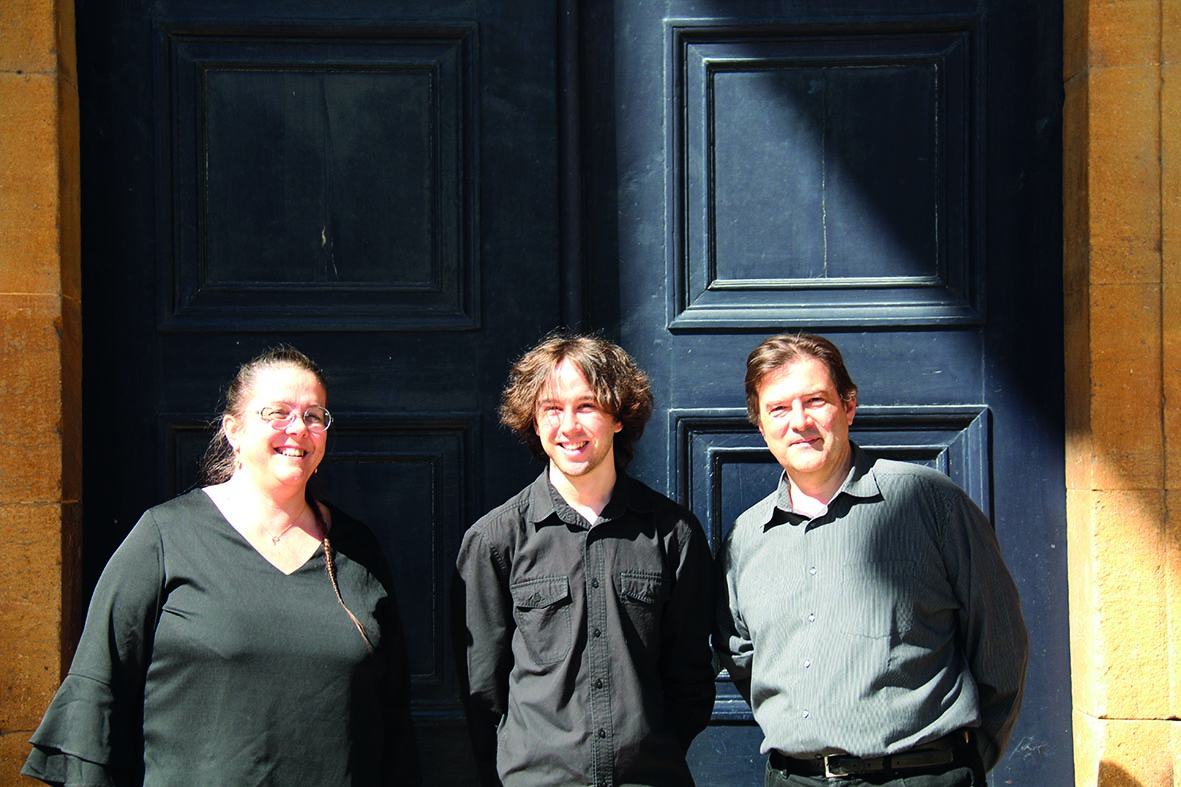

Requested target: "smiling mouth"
[
  {"left": 559, "top": 441, "right": 589, "bottom": 452},
  {"left": 276, "top": 447, "right": 307, "bottom": 458}
]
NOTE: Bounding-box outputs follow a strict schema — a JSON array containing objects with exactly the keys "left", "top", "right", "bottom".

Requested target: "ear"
[
  {"left": 223, "top": 413, "right": 243, "bottom": 451},
  {"left": 844, "top": 393, "right": 857, "bottom": 426}
]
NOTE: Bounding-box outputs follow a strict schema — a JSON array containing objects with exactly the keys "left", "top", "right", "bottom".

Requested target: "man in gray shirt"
[
  {"left": 714, "top": 333, "right": 1028, "bottom": 787},
  {"left": 455, "top": 332, "right": 716, "bottom": 786}
]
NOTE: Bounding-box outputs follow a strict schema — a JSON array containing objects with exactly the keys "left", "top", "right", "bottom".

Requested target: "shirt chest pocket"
[
  {"left": 617, "top": 570, "right": 665, "bottom": 647},
  {"left": 510, "top": 575, "right": 573, "bottom": 665},
  {"left": 837, "top": 560, "right": 917, "bottom": 639}
]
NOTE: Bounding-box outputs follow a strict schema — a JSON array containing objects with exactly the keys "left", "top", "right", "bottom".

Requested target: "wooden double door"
[{"left": 76, "top": 0, "right": 1069, "bottom": 782}]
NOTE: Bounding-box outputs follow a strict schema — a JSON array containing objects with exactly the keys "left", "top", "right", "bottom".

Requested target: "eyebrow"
[{"left": 763, "top": 390, "right": 829, "bottom": 407}]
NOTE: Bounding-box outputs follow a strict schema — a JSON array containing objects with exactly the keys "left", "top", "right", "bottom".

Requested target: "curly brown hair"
[
  {"left": 744, "top": 333, "right": 858, "bottom": 424},
  {"left": 498, "top": 331, "right": 654, "bottom": 468}
]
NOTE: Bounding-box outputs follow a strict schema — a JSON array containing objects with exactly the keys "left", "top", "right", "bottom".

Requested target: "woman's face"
[{"left": 223, "top": 364, "right": 328, "bottom": 495}]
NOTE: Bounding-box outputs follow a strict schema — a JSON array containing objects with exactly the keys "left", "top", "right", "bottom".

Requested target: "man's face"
[
  {"left": 756, "top": 356, "right": 856, "bottom": 498},
  {"left": 535, "top": 359, "right": 622, "bottom": 484}
]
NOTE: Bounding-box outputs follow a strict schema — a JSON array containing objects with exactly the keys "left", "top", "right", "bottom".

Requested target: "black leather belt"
[{"left": 769, "top": 730, "right": 968, "bottom": 779}]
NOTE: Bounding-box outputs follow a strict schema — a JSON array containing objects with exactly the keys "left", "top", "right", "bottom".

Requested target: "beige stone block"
[
  {"left": 0, "top": 0, "right": 60, "bottom": 75},
  {"left": 1088, "top": 237, "right": 1162, "bottom": 286},
  {"left": 0, "top": 729, "right": 38, "bottom": 786},
  {"left": 1166, "top": 64, "right": 1181, "bottom": 285},
  {"left": 1070, "top": 489, "right": 1172, "bottom": 718},
  {"left": 0, "top": 294, "right": 65, "bottom": 503},
  {"left": 1064, "top": 287, "right": 1095, "bottom": 491},
  {"left": 1165, "top": 0, "right": 1181, "bottom": 64},
  {"left": 1088, "top": 65, "right": 1161, "bottom": 267},
  {"left": 58, "top": 77, "right": 81, "bottom": 304},
  {"left": 59, "top": 294, "right": 81, "bottom": 502},
  {"left": 1073, "top": 713, "right": 1180, "bottom": 787},
  {"left": 1068, "top": 489, "right": 1101, "bottom": 713},
  {"left": 0, "top": 503, "right": 68, "bottom": 732},
  {"left": 1087, "top": 283, "right": 1163, "bottom": 490},
  {"left": 1064, "top": 74, "right": 1095, "bottom": 492},
  {"left": 1167, "top": 285, "right": 1181, "bottom": 492},
  {"left": 1168, "top": 491, "right": 1181, "bottom": 716},
  {"left": 0, "top": 72, "right": 64, "bottom": 296},
  {"left": 1064, "top": 0, "right": 1090, "bottom": 81},
  {"left": 1086, "top": 0, "right": 1162, "bottom": 68},
  {"left": 1063, "top": 72, "right": 1091, "bottom": 290}
]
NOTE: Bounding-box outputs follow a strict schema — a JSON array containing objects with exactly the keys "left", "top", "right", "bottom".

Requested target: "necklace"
[
  {"left": 266, "top": 510, "right": 310, "bottom": 546},
  {"left": 269, "top": 523, "right": 297, "bottom": 545}
]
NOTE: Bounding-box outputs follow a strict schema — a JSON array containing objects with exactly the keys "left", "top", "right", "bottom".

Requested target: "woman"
[{"left": 23, "top": 346, "right": 421, "bottom": 786}]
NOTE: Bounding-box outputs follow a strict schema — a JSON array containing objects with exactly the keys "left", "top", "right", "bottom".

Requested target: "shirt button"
[
  {"left": 807, "top": 612, "right": 816, "bottom": 622},
  {"left": 593, "top": 628, "right": 602, "bottom": 638},
  {"left": 808, "top": 566, "right": 817, "bottom": 575},
  {"left": 803, "top": 660, "right": 812, "bottom": 669},
  {"left": 598, "top": 729, "right": 608, "bottom": 739},
  {"left": 591, "top": 578, "right": 600, "bottom": 588},
  {"left": 802, "top": 710, "right": 810, "bottom": 719},
  {"left": 594, "top": 679, "right": 604, "bottom": 689}
]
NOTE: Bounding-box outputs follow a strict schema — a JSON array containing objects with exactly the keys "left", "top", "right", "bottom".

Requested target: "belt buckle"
[{"left": 822, "top": 754, "right": 853, "bottom": 779}]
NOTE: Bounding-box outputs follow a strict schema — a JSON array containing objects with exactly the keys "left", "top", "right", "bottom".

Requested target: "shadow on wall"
[{"left": 1098, "top": 761, "right": 1144, "bottom": 786}]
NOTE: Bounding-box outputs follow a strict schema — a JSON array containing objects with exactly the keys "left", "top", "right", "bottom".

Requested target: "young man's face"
[
  {"left": 756, "top": 355, "right": 856, "bottom": 498},
  {"left": 535, "top": 359, "right": 622, "bottom": 484}
]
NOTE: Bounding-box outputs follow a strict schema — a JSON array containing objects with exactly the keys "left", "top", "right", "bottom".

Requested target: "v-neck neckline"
[{"left": 200, "top": 488, "right": 325, "bottom": 576}]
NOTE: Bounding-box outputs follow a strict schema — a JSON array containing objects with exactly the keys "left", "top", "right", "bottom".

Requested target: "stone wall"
[
  {"left": 0, "top": 0, "right": 82, "bottom": 781},
  {"left": 1063, "top": 0, "right": 1181, "bottom": 783}
]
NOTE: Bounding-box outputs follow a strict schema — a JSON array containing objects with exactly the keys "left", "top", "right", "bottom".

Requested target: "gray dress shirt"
[
  {"left": 456, "top": 470, "right": 716, "bottom": 787},
  {"left": 714, "top": 443, "right": 1028, "bottom": 771}
]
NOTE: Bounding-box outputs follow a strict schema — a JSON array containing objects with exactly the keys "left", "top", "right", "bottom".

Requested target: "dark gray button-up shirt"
[
  {"left": 456, "top": 470, "right": 716, "bottom": 786},
  {"left": 714, "top": 444, "right": 1028, "bottom": 771}
]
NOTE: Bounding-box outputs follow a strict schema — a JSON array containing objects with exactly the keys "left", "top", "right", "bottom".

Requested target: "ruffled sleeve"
[{"left": 22, "top": 509, "right": 167, "bottom": 786}]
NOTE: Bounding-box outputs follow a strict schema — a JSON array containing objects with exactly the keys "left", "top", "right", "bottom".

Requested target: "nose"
[
  {"left": 284, "top": 411, "right": 311, "bottom": 434},
  {"left": 787, "top": 401, "right": 810, "bottom": 431},
  {"left": 558, "top": 406, "right": 579, "bottom": 432}
]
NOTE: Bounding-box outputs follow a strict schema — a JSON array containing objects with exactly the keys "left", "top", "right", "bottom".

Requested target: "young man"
[
  {"left": 455, "top": 332, "right": 716, "bottom": 787},
  {"left": 715, "top": 333, "right": 1028, "bottom": 787}
]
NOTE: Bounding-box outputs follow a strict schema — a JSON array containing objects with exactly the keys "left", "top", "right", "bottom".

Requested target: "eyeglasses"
[{"left": 256, "top": 405, "right": 333, "bottom": 433}]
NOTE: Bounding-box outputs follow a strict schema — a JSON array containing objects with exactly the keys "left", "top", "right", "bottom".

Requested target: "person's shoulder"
[
  {"left": 624, "top": 475, "right": 691, "bottom": 516},
  {"left": 622, "top": 476, "right": 707, "bottom": 541},
  {"left": 152, "top": 487, "right": 212, "bottom": 511},
  {"left": 734, "top": 487, "right": 778, "bottom": 531},
  {"left": 717, "top": 487, "right": 777, "bottom": 557},
  {"left": 867, "top": 453, "right": 966, "bottom": 496},
  {"left": 141, "top": 488, "right": 217, "bottom": 529},
  {"left": 470, "top": 480, "right": 536, "bottom": 535}
]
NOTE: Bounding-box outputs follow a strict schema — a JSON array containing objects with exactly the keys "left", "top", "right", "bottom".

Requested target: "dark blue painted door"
[
  {"left": 577, "top": 2, "right": 1070, "bottom": 785},
  {"left": 77, "top": 0, "right": 1067, "bottom": 784}
]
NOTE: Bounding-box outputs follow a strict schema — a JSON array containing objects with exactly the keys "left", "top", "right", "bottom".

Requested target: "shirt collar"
[
  {"left": 760, "top": 441, "right": 881, "bottom": 530},
  {"left": 525, "top": 466, "right": 649, "bottom": 529}
]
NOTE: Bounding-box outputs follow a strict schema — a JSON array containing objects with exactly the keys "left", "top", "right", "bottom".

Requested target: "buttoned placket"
[
  {"left": 797, "top": 517, "right": 819, "bottom": 726},
  {"left": 584, "top": 522, "right": 614, "bottom": 787}
]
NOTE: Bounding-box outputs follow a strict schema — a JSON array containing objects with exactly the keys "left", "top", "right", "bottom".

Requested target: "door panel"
[{"left": 582, "top": 2, "right": 1068, "bottom": 785}]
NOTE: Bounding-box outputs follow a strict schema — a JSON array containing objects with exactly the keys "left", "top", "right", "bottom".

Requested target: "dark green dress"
[{"left": 23, "top": 489, "right": 420, "bottom": 786}]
